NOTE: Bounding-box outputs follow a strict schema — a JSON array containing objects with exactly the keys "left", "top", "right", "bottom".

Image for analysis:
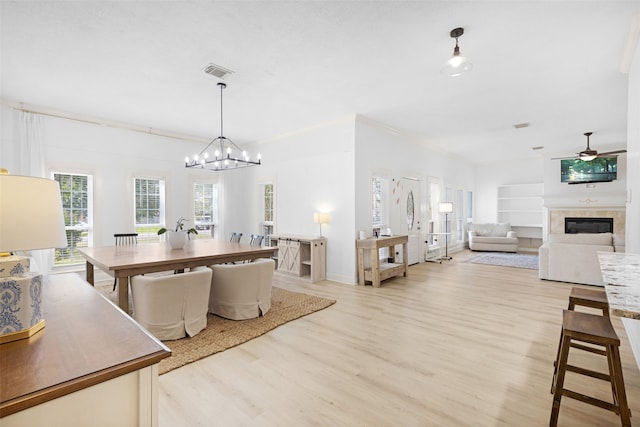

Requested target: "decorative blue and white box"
[
  {"left": 0, "top": 256, "right": 43, "bottom": 337},
  {"left": 0, "top": 255, "right": 30, "bottom": 278}
]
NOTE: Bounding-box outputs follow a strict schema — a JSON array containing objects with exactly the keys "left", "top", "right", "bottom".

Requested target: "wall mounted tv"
[{"left": 560, "top": 157, "right": 617, "bottom": 184}]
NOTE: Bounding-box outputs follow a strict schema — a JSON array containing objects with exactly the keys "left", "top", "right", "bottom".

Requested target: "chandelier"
[{"left": 185, "top": 82, "right": 261, "bottom": 171}]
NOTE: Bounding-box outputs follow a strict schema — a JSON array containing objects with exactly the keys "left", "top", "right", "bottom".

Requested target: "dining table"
[
  {"left": 78, "top": 239, "right": 278, "bottom": 312},
  {"left": 598, "top": 251, "right": 640, "bottom": 370}
]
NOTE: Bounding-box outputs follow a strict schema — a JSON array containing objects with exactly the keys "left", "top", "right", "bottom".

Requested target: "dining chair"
[
  {"left": 208, "top": 259, "right": 275, "bottom": 320},
  {"left": 249, "top": 234, "right": 264, "bottom": 246},
  {"left": 113, "top": 233, "right": 138, "bottom": 291},
  {"left": 230, "top": 232, "right": 243, "bottom": 243},
  {"left": 131, "top": 267, "right": 213, "bottom": 340}
]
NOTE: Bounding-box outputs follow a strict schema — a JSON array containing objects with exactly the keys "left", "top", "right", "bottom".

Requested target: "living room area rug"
[
  {"left": 95, "top": 283, "right": 335, "bottom": 374},
  {"left": 467, "top": 252, "right": 539, "bottom": 270}
]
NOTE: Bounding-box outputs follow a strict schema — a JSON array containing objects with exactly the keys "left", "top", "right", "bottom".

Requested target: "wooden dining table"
[{"left": 78, "top": 239, "right": 278, "bottom": 312}]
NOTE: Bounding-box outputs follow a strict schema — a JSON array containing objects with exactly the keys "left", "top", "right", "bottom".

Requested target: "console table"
[
  {"left": 268, "top": 235, "right": 326, "bottom": 282},
  {"left": 0, "top": 273, "right": 171, "bottom": 426},
  {"left": 356, "top": 235, "right": 408, "bottom": 287}
]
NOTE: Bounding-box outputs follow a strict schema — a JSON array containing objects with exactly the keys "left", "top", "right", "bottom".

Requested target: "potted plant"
[{"left": 157, "top": 218, "right": 198, "bottom": 249}]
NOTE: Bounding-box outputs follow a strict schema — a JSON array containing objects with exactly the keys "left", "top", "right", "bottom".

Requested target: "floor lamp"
[{"left": 438, "top": 202, "right": 453, "bottom": 261}]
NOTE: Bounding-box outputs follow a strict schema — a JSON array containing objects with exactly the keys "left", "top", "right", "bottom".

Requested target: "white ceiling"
[{"left": 1, "top": 1, "right": 638, "bottom": 164}]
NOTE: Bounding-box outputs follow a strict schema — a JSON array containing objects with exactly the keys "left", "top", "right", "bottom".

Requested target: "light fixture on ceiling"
[
  {"left": 185, "top": 82, "right": 261, "bottom": 171},
  {"left": 441, "top": 27, "right": 473, "bottom": 77},
  {"left": 578, "top": 132, "right": 598, "bottom": 161}
]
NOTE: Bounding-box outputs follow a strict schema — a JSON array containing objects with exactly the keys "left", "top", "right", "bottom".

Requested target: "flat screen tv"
[{"left": 560, "top": 157, "right": 617, "bottom": 184}]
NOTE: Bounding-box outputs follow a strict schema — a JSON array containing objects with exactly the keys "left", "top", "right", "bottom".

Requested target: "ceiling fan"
[{"left": 552, "top": 132, "right": 627, "bottom": 161}]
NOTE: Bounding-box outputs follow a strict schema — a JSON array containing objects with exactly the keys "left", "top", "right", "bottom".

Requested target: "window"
[
  {"left": 372, "top": 176, "right": 388, "bottom": 236},
  {"left": 53, "top": 172, "right": 92, "bottom": 266},
  {"left": 134, "top": 177, "right": 165, "bottom": 242},
  {"left": 261, "top": 183, "right": 274, "bottom": 239},
  {"left": 456, "top": 189, "right": 464, "bottom": 241},
  {"left": 466, "top": 190, "right": 473, "bottom": 241},
  {"left": 193, "top": 182, "right": 217, "bottom": 239}
]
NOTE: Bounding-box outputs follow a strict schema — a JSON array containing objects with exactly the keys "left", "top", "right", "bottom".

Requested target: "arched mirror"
[{"left": 406, "top": 190, "right": 415, "bottom": 231}]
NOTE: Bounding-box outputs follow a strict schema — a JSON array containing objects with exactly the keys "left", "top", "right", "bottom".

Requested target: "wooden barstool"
[
  {"left": 568, "top": 287, "right": 609, "bottom": 316},
  {"left": 554, "top": 287, "right": 610, "bottom": 367},
  {"left": 550, "top": 310, "right": 631, "bottom": 426}
]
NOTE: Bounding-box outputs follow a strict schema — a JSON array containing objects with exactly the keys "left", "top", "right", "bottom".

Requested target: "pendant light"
[
  {"left": 441, "top": 27, "right": 473, "bottom": 77},
  {"left": 185, "top": 82, "right": 261, "bottom": 171}
]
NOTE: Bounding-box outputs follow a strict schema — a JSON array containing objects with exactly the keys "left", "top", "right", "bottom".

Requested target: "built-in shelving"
[{"left": 497, "top": 183, "right": 544, "bottom": 251}]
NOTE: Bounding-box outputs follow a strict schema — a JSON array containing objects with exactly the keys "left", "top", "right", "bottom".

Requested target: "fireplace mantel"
[
  {"left": 543, "top": 193, "right": 627, "bottom": 209},
  {"left": 546, "top": 207, "right": 625, "bottom": 237}
]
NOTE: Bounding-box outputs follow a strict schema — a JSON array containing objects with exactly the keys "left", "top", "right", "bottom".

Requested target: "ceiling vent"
[{"left": 202, "top": 63, "right": 234, "bottom": 80}]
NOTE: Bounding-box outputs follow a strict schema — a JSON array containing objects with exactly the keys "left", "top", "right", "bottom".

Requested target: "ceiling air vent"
[{"left": 202, "top": 63, "right": 234, "bottom": 80}]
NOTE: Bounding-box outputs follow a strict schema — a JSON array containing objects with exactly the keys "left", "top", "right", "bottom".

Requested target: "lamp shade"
[
  {"left": 441, "top": 55, "right": 473, "bottom": 77},
  {"left": 0, "top": 175, "right": 68, "bottom": 252},
  {"left": 438, "top": 202, "right": 454, "bottom": 214},
  {"left": 313, "top": 212, "right": 331, "bottom": 224}
]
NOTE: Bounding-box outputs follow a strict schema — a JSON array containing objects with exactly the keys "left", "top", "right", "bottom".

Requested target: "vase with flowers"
[{"left": 157, "top": 218, "right": 198, "bottom": 249}]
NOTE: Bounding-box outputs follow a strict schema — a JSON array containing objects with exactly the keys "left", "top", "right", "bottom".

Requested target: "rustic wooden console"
[{"left": 356, "top": 235, "right": 408, "bottom": 287}]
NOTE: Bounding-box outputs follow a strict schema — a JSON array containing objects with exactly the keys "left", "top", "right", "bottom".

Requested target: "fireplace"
[{"left": 565, "top": 217, "right": 613, "bottom": 234}]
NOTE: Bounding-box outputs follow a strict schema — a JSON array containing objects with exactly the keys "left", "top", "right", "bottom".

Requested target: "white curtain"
[{"left": 17, "top": 111, "right": 56, "bottom": 274}]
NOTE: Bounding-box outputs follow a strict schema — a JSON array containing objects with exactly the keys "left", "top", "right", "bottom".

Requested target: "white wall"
[
  {"left": 626, "top": 30, "right": 640, "bottom": 254},
  {"left": 473, "top": 157, "right": 545, "bottom": 223},
  {"left": 1, "top": 107, "right": 478, "bottom": 284},
  {"left": 245, "top": 117, "right": 356, "bottom": 284},
  {"left": 542, "top": 154, "right": 627, "bottom": 207},
  {"left": 0, "top": 105, "right": 205, "bottom": 246},
  {"left": 354, "top": 116, "right": 475, "bottom": 261}
]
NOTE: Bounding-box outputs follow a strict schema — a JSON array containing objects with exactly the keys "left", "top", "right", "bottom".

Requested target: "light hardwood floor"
[{"left": 158, "top": 250, "right": 640, "bottom": 426}]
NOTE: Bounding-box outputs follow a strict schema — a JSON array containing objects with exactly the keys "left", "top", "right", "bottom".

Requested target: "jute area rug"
[
  {"left": 467, "top": 252, "right": 539, "bottom": 270},
  {"left": 95, "top": 282, "right": 335, "bottom": 374}
]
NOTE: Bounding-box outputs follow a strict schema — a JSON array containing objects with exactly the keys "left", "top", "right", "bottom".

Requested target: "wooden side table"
[{"left": 356, "top": 235, "right": 408, "bottom": 287}]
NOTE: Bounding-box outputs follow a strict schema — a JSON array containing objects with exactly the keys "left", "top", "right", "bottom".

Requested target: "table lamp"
[
  {"left": 313, "top": 212, "right": 331, "bottom": 237},
  {"left": 0, "top": 175, "right": 67, "bottom": 343}
]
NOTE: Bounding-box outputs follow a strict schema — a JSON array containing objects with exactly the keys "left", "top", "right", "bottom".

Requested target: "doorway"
[{"left": 391, "top": 177, "right": 421, "bottom": 265}]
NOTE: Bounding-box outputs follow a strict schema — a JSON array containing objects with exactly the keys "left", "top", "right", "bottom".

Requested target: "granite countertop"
[{"left": 598, "top": 252, "right": 640, "bottom": 319}]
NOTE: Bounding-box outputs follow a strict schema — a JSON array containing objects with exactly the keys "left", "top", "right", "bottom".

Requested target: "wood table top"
[
  {"left": 356, "top": 235, "right": 408, "bottom": 249},
  {"left": 0, "top": 273, "right": 171, "bottom": 417},
  {"left": 79, "top": 239, "right": 278, "bottom": 272}
]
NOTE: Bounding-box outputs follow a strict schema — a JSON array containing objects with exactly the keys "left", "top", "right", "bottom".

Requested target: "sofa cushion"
[
  {"left": 469, "top": 223, "right": 511, "bottom": 237},
  {"left": 548, "top": 232, "right": 613, "bottom": 246},
  {"left": 470, "top": 236, "right": 518, "bottom": 244}
]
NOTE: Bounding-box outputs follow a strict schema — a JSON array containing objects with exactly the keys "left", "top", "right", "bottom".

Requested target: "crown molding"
[{"left": 1, "top": 99, "right": 208, "bottom": 143}]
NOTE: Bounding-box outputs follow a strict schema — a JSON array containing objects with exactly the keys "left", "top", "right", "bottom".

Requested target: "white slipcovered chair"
[
  {"left": 538, "top": 232, "right": 618, "bottom": 286},
  {"left": 130, "top": 267, "right": 212, "bottom": 340},
  {"left": 208, "top": 258, "right": 275, "bottom": 320}
]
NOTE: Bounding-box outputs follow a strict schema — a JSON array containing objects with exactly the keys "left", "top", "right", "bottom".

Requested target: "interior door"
[{"left": 392, "top": 177, "right": 421, "bottom": 265}]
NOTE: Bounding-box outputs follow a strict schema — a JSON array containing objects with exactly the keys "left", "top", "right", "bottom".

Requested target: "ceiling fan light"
[{"left": 580, "top": 154, "right": 597, "bottom": 161}]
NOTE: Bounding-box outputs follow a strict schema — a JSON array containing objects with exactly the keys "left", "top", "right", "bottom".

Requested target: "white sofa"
[
  {"left": 468, "top": 223, "right": 518, "bottom": 252},
  {"left": 130, "top": 267, "right": 212, "bottom": 340},
  {"left": 538, "top": 232, "right": 624, "bottom": 287},
  {"left": 208, "top": 258, "right": 275, "bottom": 320}
]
